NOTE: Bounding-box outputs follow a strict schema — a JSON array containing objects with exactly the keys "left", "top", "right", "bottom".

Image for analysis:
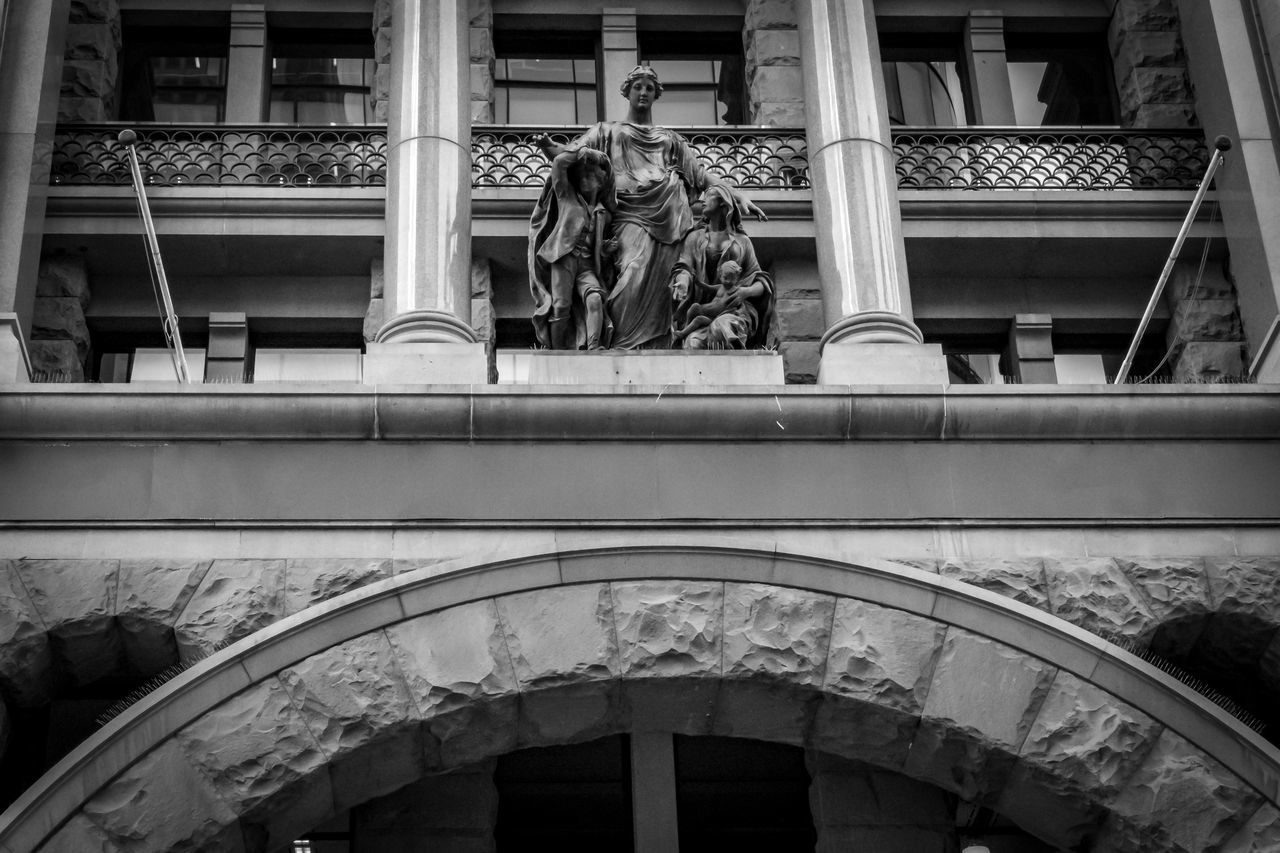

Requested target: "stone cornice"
[{"left": 1, "top": 384, "right": 1277, "bottom": 442}]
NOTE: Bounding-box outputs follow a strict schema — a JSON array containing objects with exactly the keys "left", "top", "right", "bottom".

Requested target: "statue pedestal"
[
  {"left": 363, "top": 342, "right": 489, "bottom": 384},
  {"left": 817, "top": 342, "right": 950, "bottom": 386},
  {"left": 499, "top": 350, "right": 785, "bottom": 386}
]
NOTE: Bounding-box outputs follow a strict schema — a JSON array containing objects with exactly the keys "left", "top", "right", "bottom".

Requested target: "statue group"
[{"left": 529, "top": 66, "right": 774, "bottom": 351}]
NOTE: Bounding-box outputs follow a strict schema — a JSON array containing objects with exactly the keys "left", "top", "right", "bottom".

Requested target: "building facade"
[{"left": 1, "top": 0, "right": 1280, "bottom": 851}]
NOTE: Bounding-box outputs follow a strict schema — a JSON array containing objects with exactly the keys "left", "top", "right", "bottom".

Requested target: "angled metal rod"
[
  {"left": 1114, "top": 135, "right": 1232, "bottom": 385},
  {"left": 118, "top": 129, "right": 191, "bottom": 383}
]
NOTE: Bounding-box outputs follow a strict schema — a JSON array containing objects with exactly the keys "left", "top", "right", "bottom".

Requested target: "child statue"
[
  {"left": 672, "top": 260, "right": 756, "bottom": 348},
  {"left": 528, "top": 147, "right": 618, "bottom": 350}
]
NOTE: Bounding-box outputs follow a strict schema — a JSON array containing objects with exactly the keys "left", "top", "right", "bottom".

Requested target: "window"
[
  {"left": 120, "top": 25, "right": 229, "bottom": 122},
  {"left": 880, "top": 34, "right": 968, "bottom": 126},
  {"left": 494, "top": 31, "right": 599, "bottom": 125},
  {"left": 1004, "top": 33, "right": 1117, "bottom": 126},
  {"left": 270, "top": 29, "right": 375, "bottom": 125},
  {"left": 639, "top": 31, "right": 745, "bottom": 126}
]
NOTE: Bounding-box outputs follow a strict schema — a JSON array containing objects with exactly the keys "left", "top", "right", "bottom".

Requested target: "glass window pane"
[
  {"left": 153, "top": 90, "right": 222, "bottom": 122},
  {"left": 655, "top": 89, "right": 716, "bottom": 125},
  {"left": 576, "top": 88, "right": 597, "bottom": 123},
  {"left": 506, "top": 87, "right": 578, "bottom": 124},
  {"left": 884, "top": 61, "right": 966, "bottom": 125},
  {"left": 574, "top": 58, "right": 596, "bottom": 84},
  {"left": 495, "top": 87, "right": 509, "bottom": 122},
  {"left": 503, "top": 58, "right": 576, "bottom": 83},
  {"left": 646, "top": 59, "right": 713, "bottom": 85},
  {"left": 151, "top": 56, "right": 225, "bottom": 88},
  {"left": 1008, "top": 61, "right": 1050, "bottom": 125}
]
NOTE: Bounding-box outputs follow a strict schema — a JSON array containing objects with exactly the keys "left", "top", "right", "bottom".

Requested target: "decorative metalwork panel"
[
  {"left": 893, "top": 130, "right": 1209, "bottom": 190},
  {"left": 52, "top": 125, "right": 1208, "bottom": 191},
  {"left": 471, "top": 126, "right": 812, "bottom": 189},
  {"left": 52, "top": 126, "right": 387, "bottom": 186}
]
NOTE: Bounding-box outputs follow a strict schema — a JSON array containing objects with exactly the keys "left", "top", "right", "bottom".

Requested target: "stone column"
[
  {"left": 601, "top": 8, "right": 638, "bottom": 122},
  {"left": 366, "top": 0, "right": 486, "bottom": 383},
  {"left": 225, "top": 3, "right": 268, "bottom": 123},
  {"left": 796, "top": 0, "right": 947, "bottom": 384},
  {"left": 807, "top": 752, "right": 957, "bottom": 852},
  {"left": 963, "top": 12, "right": 1016, "bottom": 125},
  {"left": 0, "top": 0, "right": 68, "bottom": 382},
  {"left": 1006, "top": 314, "right": 1056, "bottom": 384},
  {"left": 353, "top": 765, "right": 499, "bottom": 852}
]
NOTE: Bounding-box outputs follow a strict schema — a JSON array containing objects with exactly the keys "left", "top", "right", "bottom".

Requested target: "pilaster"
[
  {"left": 602, "top": 8, "right": 638, "bottom": 122},
  {"left": 225, "top": 3, "right": 268, "bottom": 123},
  {"left": 963, "top": 11, "right": 1016, "bottom": 125}
]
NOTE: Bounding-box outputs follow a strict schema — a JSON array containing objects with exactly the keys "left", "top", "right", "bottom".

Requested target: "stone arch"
[{"left": 3, "top": 546, "right": 1280, "bottom": 853}]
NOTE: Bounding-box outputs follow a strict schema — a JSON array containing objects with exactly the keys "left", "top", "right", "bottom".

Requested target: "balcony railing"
[{"left": 51, "top": 124, "right": 1209, "bottom": 192}]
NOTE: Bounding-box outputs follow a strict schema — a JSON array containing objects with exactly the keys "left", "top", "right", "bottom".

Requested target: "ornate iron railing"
[
  {"left": 893, "top": 129, "right": 1209, "bottom": 189},
  {"left": 51, "top": 124, "right": 1209, "bottom": 192},
  {"left": 51, "top": 125, "right": 388, "bottom": 186},
  {"left": 471, "top": 126, "right": 812, "bottom": 189}
]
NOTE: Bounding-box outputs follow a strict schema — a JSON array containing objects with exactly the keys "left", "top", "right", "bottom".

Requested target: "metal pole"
[
  {"left": 1114, "top": 135, "right": 1232, "bottom": 384},
  {"left": 118, "top": 129, "right": 191, "bottom": 383}
]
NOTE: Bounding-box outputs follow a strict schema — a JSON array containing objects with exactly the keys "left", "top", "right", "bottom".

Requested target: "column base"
[
  {"left": 0, "top": 313, "right": 31, "bottom": 383},
  {"left": 363, "top": 342, "right": 489, "bottom": 385},
  {"left": 818, "top": 342, "right": 949, "bottom": 386},
  {"left": 820, "top": 311, "right": 924, "bottom": 347},
  {"left": 375, "top": 310, "right": 477, "bottom": 345}
]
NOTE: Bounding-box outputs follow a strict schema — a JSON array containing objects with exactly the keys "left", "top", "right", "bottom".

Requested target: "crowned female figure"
[{"left": 534, "top": 65, "right": 765, "bottom": 349}]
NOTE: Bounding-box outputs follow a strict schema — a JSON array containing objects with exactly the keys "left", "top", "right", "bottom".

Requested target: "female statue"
[
  {"left": 670, "top": 185, "right": 774, "bottom": 350},
  {"left": 533, "top": 65, "right": 765, "bottom": 349}
]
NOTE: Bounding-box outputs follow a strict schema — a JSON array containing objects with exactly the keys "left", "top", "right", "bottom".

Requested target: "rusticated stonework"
[{"left": 20, "top": 574, "right": 1276, "bottom": 853}]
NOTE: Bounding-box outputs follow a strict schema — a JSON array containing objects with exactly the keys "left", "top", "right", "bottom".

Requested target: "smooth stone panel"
[{"left": 508, "top": 350, "right": 785, "bottom": 386}]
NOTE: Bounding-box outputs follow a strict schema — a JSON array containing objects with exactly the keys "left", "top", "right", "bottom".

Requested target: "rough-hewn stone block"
[
  {"left": 36, "top": 814, "right": 124, "bottom": 853},
  {"left": 1045, "top": 557, "right": 1156, "bottom": 638},
  {"left": 1119, "top": 66, "right": 1193, "bottom": 114},
  {"left": 1019, "top": 669, "right": 1162, "bottom": 798},
  {"left": 908, "top": 628, "right": 1056, "bottom": 803},
  {"left": 32, "top": 297, "right": 90, "bottom": 359},
  {"left": 117, "top": 560, "right": 211, "bottom": 674},
  {"left": 372, "top": 0, "right": 392, "bottom": 30},
  {"left": 1127, "top": 101, "right": 1197, "bottom": 128},
  {"left": 469, "top": 0, "right": 493, "bottom": 28},
  {"left": 283, "top": 558, "right": 392, "bottom": 615},
  {"left": 58, "top": 97, "right": 110, "bottom": 123},
  {"left": 66, "top": 23, "right": 118, "bottom": 60},
  {"left": 174, "top": 560, "right": 287, "bottom": 662},
  {"left": 1099, "top": 728, "right": 1262, "bottom": 852},
  {"left": 779, "top": 340, "right": 819, "bottom": 384},
  {"left": 750, "top": 99, "right": 806, "bottom": 127},
  {"left": 823, "top": 599, "right": 944, "bottom": 714},
  {"left": 83, "top": 739, "right": 239, "bottom": 851},
  {"left": 471, "top": 298, "right": 494, "bottom": 343},
  {"left": 62, "top": 58, "right": 115, "bottom": 99},
  {"left": 1173, "top": 341, "right": 1245, "bottom": 381},
  {"left": 0, "top": 561, "right": 55, "bottom": 705},
  {"left": 1206, "top": 557, "right": 1280, "bottom": 618},
  {"left": 723, "top": 582, "right": 833, "bottom": 686},
  {"left": 1110, "top": 0, "right": 1179, "bottom": 31},
  {"left": 470, "top": 27, "right": 494, "bottom": 63},
  {"left": 939, "top": 558, "right": 1049, "bottom": 609},
  {"left": 746, "top": 28, "right": 800, "bottom": 67},
  {"left": 363, "top": 297, "right": 385, "bottom": 343},
  {"left": 177, "top": 678, "right": 329, "bottom": 816},
  {"left": 809, "top": 696, "right": 919, "bottom": 772},
  {"left": 1167, "top": 298, "right": 1243, "bottom": 343},
  {"left": 15, "top": 559, "right": 120, "bottom": 685},
  {"left": 1167, "top": 260, "right": 1235, "bottom": 302},
  {"left": 29, "top": 339, "right": 84, "bottom": 380},
  {"left": 1221, "top": 804, "right": 1280, "bottom": 853},
  {"left": 385, "top": 599, "right": 518, "bottom": 767},
  {"left": 471, "top": 63, "right": 493, "bottom": 101},
  {"left": 498, "top": 584, "right": 618, "bottom": 690},
  {"left": 748, "top": 65, "right": 804, "bottom": 103},
  {"left": 38, "top": 256, "right": 92, "bottom": 307},
  {"left": 70, "top": 0, "right": 121, "bottom": 24},
  {"left": 775, "top": 298, "right": 825, "bottom": 341},
  {"left": 612, "top": 581, "right": 722, "bottom": 679},
  {"left": 745, "top": 0, "right": 797, "bottom": 30},
  {"left": 471, "top": 257, "right": 491, "bottom": 297},
  {"left": 1110, "top": 27, "right": 1182, "bottom": 69}
]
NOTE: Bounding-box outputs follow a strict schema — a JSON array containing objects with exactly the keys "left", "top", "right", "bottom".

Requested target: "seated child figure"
[
  {"left": 672, "top": 260, "right": 757, "bottom": 349},
  {"left": 533, "top": 148, "right": 616, "bottom": 350}
]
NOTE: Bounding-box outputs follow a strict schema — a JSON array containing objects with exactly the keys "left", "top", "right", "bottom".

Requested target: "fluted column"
[
  {"left": 367, "top": 0, "right": 486, "bottom": 383},
  {"left": 380, "top": 0, "right": 473, "bottom": 343},
  {"left": 797, "top": 0, "right": 947, "bottom": 384}
]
